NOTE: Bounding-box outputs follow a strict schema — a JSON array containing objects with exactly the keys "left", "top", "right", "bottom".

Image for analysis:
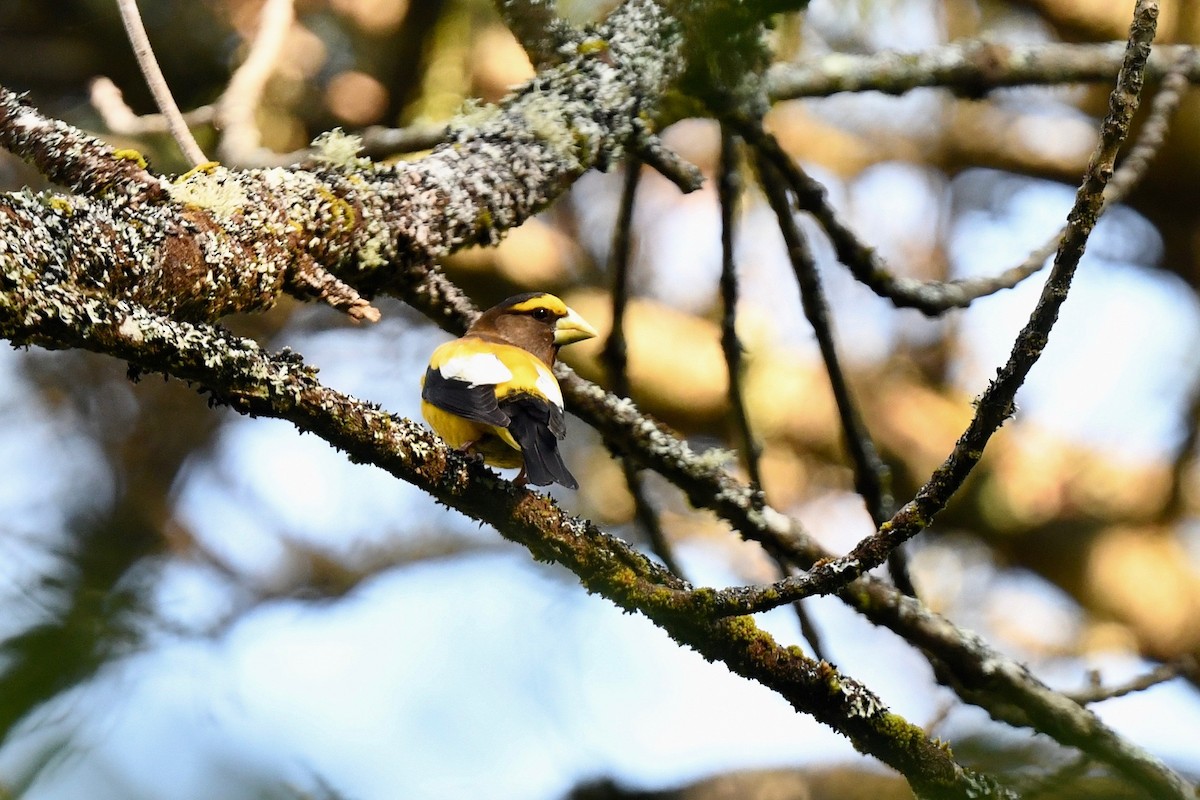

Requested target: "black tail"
[{"left": 502, "top": 395, "right": 577, "bottom": 488}]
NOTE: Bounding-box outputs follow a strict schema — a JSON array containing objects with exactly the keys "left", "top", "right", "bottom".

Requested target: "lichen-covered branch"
[
  {"left": 497, "top": 0, "right": 579, "bottom": 67},
  {"left": 1, "top": 0, "right": 1194, "bottom": 796},
  {"left": 0, "top": 274, "right": 1011, "bottom": 800},
  {"left": 767, "top": 40, "right": 1200, "bottom": 101},
  {"left": 384, "top": 213, "right": 1194, "bottom": 800}
]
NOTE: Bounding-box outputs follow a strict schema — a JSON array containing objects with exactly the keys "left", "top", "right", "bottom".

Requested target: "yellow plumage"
[
  {"left": 419, "top": 292, "right": 596, "bottom": 487},
  {"left": 421, "top": 338, "right": 560, "bottom": 467}
]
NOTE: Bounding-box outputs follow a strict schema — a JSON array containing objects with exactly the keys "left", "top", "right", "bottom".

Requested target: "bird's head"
[{"left": 469, "top": 293, "right": 598, "bottom": 366}]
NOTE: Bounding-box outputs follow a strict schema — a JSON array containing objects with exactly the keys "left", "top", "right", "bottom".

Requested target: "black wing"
[
  {"left": 422, "top": 366, "right": 509, "bottom": 427},
  {"left": 502, "top": 395, "right": 576, "bottom": 488}
]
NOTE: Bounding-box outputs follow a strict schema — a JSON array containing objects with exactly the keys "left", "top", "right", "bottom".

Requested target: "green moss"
[
  {"left": 675, "top": 586, "right": 711, "bottom": 614},
  {"left": 721, "top": 614, "right": 765, "bottom": 644},
  {"left": 878, "top": 712, "right": 926, "bottom": 750}
]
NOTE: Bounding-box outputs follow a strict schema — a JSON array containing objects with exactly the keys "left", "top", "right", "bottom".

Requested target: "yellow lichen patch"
[
  {"left": 169, "top": 164, "right": 248, "bottom": 217},
  {"left": 577, "top": 38, "right": 609, "bottom": 56},
  {"left": 317, "top": 187, "right": 357, "bottom": 231},
  {"left": 112, "top": 148, "right": 148, "bottom": 169},
  {"left": 46, "top": 196, "right": 74, "bottom": 215},
  {"left": 175, "top": 161, "right": 221, "bottom": 182}
]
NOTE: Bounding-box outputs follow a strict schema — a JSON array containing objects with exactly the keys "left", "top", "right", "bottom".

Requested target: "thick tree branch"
[
  {"left": 1, "top": 0, "right": 1193, "bottom": 796},
  {"left": 0, "top": 276, "right": 1011, "bottom": 800}
]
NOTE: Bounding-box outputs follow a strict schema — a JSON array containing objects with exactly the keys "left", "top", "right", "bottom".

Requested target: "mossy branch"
[{"left": 0, "top": 273, "right": 1012, "bottom": 800}]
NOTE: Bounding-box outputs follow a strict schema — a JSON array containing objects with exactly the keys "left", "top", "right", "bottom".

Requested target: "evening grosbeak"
[{"left": 421, "top": 293, "right": 598, "bottom": 488}]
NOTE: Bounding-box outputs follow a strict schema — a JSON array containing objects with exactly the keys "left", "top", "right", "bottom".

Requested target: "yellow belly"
[{"left": 421, "top": 400, "right": 524, "bottom": 468}]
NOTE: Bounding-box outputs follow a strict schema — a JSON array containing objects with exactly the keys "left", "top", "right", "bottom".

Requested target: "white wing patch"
[
  {"left": 439, "top": 352, "right": 513, "bottom": 386},
  {"left": 535, "top": 364, "right": 563, "bottom": 408}
]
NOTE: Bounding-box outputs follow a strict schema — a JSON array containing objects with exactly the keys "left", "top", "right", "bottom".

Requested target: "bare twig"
[
  {"left": 601, "top": 158, "right": 685, "bottom": 576},
  {"left": 215, "top": 0, "right": 296, "bottom": 164},
  {"left": 704, "top": 0, "right": 1158, "bottom": 615},
  {"left": 115, "top": 0, "right": 207, "bottom": 166},
  {"left": 999, "top": 50, "right": 1196, "bottom": 293},
  {"left": 766, "top": 41, "right": 1200, "bottom": 101},
  {"left": 89, "top": 77, "right": 215, "bottom": 137},
  {"left": 636, "top": 132, "right": 706, "bottom": 193},
  {"left": 720, "top": 128, "right": 829, "bottom": 656},
  {"left": 1068, "top": 659, "right": 1193, "bottom": 705},
  {"left": 602, "top": 159, "right": 640, "bottom": 403},
  {"left": 743, "top": 127, "right": 1034, "bottom": 315},
  {"left": 754, "top": 144, "right": 911, "bottom": 594},
  {"left": 717, "top": 130, "right": 762, "bottom": 489},
  {"left": 743, "top": 39, "right": 1191, "bottom": 317}
]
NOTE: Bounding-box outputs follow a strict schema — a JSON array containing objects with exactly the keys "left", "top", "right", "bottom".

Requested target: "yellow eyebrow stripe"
[{"left": 506, "top": 294, "right": 568, "bottom": 315}]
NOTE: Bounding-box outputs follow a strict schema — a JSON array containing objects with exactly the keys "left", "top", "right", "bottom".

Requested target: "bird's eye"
[{"left": 531, "top": 308, "right": 552, "bottom": 322}]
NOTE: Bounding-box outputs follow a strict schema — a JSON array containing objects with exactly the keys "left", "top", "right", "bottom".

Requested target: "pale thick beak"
[{"left": 554, "top": 306, "right": 598, "bottom": 346}]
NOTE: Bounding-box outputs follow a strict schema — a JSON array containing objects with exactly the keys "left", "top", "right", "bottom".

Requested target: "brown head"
[{"left": 467, "top": 293, "right": 597, "bottom": 366}]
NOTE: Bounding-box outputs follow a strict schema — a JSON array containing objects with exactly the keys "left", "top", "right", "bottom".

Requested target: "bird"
[{"left": 421, "top": 292, "right": 598, "bottom": 488}]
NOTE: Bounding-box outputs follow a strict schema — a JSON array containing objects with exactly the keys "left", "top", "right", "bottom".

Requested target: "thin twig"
[
  {"left": 89, "top": 77, "right": 215, "bottom": 136},
  {"left": 999, "top": 50, "right": 1196, "bottom": 293},
  {"left": 748, "top": 48, "right": 1195, "bottom": 318},
  {"left": 717, "top": 129, "right": 762, "bottom": 489},
  {"left": 1068, "top": 659, "right": 1192, "bottom": 705},
  {"left": 601, "top": 158, "right": 685, "bottom": 576},
  {"left": 115, "top": 0, "right": 207, "bottom": 166},
  {"left": 743, "top": 126, "right": 1039, "bottom": 315},
  {"left": 216, "top": 0, "right": 296, "bottom": 164},
  {"left": 721, "top": 127, "right": 829, "bottom": 656},
  {"left": 754, "top": 144, "right": 911, "bottom": 594},
  {"left": 636, "top": 132, "right": 706, "bottom": 193},
  {"left": 766, "top": 41, "right": 1200, "bottom": 101},
  {"left": 703, "top": 0, "right": 1158, "bottom": 617}
]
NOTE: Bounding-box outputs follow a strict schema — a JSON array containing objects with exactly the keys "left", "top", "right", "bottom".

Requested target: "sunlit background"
[{"left": 1, "top": 0, "right": 1199, "bottom": 797}]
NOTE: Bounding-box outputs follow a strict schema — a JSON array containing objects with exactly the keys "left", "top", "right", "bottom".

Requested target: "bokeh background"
[{"left": 1, "top": 0, "right": 1199, "bottom": 797}]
